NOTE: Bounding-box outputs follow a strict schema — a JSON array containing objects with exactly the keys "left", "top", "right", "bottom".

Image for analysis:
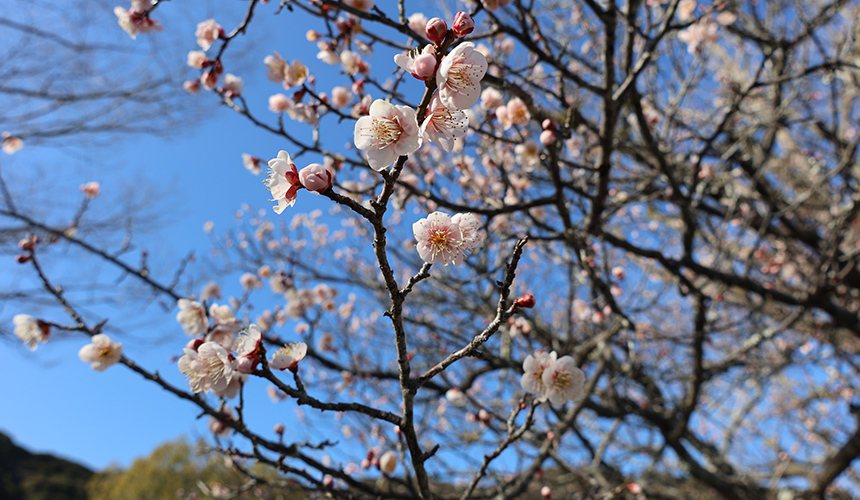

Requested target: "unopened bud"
[
  {"left": 541, "top": 486, "right": 552, "bottom": 499},
  {"left": 514, "top": 293, "right": 536, "bottom": 308},
  {"left": 15, "top": 254, "right": 31, "bottom": 264},
  {"left": 539, "top": 129, "right": 556, "bottom": 146},
  {"left": 452, "top": 12, "right": 474, "bottom": 38},
  {"left": 411, "top": 52, "right": 438, "bottom": 80},
  {"left": 186, "top": 337, "right": 205, "bottom": 351},
  {"left": 425, "top": 18, "right": 448, "bottom": 44},
  {"left": 274, "top": 423, "right": 285, "bottom": 434}
]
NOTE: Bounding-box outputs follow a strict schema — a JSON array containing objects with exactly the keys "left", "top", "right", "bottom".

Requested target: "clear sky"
[{"left": 0, "top": 0, "right": 455, "bottom": 470}]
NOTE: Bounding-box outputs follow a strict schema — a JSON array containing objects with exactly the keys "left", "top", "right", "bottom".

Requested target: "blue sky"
[{"left": 0, "top": 0, "right": 459, "bottom": 470}]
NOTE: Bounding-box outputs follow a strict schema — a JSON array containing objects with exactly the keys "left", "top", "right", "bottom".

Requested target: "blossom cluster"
[
  {"left": 265, "top": 151, "right": 336, "bottom": 214},
  {"left": 114, "top": 0, "right": 162, "bottom": 39},
  {"left": 177, "top": 322, "right": 307, "bottom": 397},
  {"left": 412, "top": 211, "right": 482, "bottom": 266},
  {"left": 521, "top": 351, "right": 586, "bottom": 405}
]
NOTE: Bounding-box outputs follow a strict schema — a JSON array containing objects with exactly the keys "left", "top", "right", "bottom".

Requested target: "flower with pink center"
[
  {"left": 437, "top": 42, "right": 487, "bottom": 110},
  {"left": 178, "top": 341, "right": 236, "bottom": 394},
  {"left": 541, "top": 353, "right": 586, "bottom": 406},
  {"left": 452, "top": 212, "right": 482, "bottom": 253},
  {"left": 270, "top": 342, "right": 308, "bottom": 372},
  {"left": 284, "top": 60, "right": 308, "bottom": 88},
  {"left": 413, "top": 211, "right": 464, "bottom": 266},
  {"left": 354, "top": 99, "right": 422, "bottom": 171},
  {"left": 80, "top": 182, "right": 101, "bottom": 199},
  {"left": 299, "top": 163, "right": 336, "bottom": 193},
  {"left": 196, "top": 19, "right": 223, "bottom": 51},
  {"left": 176, "top": 299, "right": 208, "bottom": 336},
  {"left": 78, "top": 334, "right": 123, "bottom": 371},
  {"left": 419, "top": 94, "right": 469, "bottom": 152},
  {"left": 266, "top": 150, "right": 301, "bottom": 214},
  {"left": 521, "top": 351, "right": 553, "bottom": 401},
  {"left": 13, "top": 314, "right": 49, "bottom": 351},
  {"left": 394, "top": 45, "right": 438, "bottom": 81},
  {"left": 504, "top": 97, "right": 530, "bottom": 128}
]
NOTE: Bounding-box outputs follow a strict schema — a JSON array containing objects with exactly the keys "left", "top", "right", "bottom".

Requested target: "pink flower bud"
[
  {"left": 298, "top": 163, "right": 335, "bottom": 193},
  {"left": 425, "top": 18, "right": 448, "bottom": 44},
  {"left": 323, "top": 475, "right": 334, "bottom": 487},
  {"left": 274, "top": 423, "right": 285, "bottom": 434},
  {"left": 611, "top": 266, "right": 625, "bottom": 279},
  {"left": 452, "top": 12, "right": 474, "bottom": 38},
  {"left": 234, "top": 354, "right": 257, "bottom": 374},
  {"left": 186, "top": 337, "right": 205, "bottom": 351},
  {"left": 542, "top": 119, "right": 556, "bottom": 130},
  {"left": 16, "top": 254, "right": 31, "bottom": 264},
  {"left": 539, "top": 129, "right": 556, "bottom": 146},
  {"left": 411, "top": 52, "right": 437, "bottom": 80},
  {"left": 541, "top": 486, "right": 552, "bottom": 499},
  {"left": 514, "top": 293, "right": 536, "bottom": 309}
]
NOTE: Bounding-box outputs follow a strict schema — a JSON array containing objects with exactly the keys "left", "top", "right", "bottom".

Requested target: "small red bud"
[
  {"left": 425, "top": 18, "right": 448, "bottom": 44},
  {"left": 514, "top": 294, "right": 536, "bottom": 308},
  {"left": 16, "top": 254, "right": 31, "bottom": 264},
  {"left": 452, "top": 12, "right": 474, "bottom": 38}
]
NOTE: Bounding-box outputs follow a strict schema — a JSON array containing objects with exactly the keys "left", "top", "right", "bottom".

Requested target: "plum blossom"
[
  {"left": 184, "top": 79, "right": 200, "bottom": 95},
  {"left": 521, "top": 351, "right": 554, "bottom": 401},
  {"left": 233, "top": 325, "right": 263, "bottom": 374},
  {"left": 330, "top": 86, "right": 352, "bottom": 109},
  {"left": 452, "top": 212, "right": 482, "bottom": 253},
  {"left": 394, "top": 45, "right": 437, "bottom": 81},
  {"left": 344, "top": 0, "right": 373, "bottom": 11},
  {"left": 240, "top": 272, "right": 262, "bottom": 289},
  {"left": 299, "top": 163, "right": 336, "bottom": 193},
  {"left": 420, "top": 94, "right": 469, "bottom": 152},
  {"left": 340, "top": 51, "right": 367, "bottom": 76},
  {"left": 379, "top": 451, "right": 397, "bottom": 475},
  {"left": 79, "top": 182, "right": 101, "bottom": 199},
  {"left": 452, "top": 11, "right": 475, "bottom": 38},
  {"left": 267, "top": 150, "right": 301, "bottom": 213},
  {"left": 221, "top": 74, "right": 243, "bottom": 98},
  {"left": 209, "top": 303, "right": 240, "bottom": 333},
  {"left": 13, "top": 314, "right": 49, "bottom": 351},
  {"left": 114, "top": 2, "right": 162, "bottom": 39},
  {"left": 677, "top": 19, "right": 719, "bottom": 54},
  {"left": 178, "top": 341, "right": 236, "bottom": 394},
  {"left": 407, "top": 12, "right": 429, "bottom": 34},
  {"left": 176, "top": 299, "right": 208, "bottom": 336},
  {"left": 413, "top": 211, "right": 464, "bottom": 266},
  {"left": 78, "top": 334, "right": 123, "bottom": 371},
  {"left": 209, "top": 407, "right": 234, "bottom": 437},
  {"left": 242, "top": 154, "right": 262, "bottom": 175},
  {"left": 437, "top": 42, "right": 488, "bottom": 110},
  {"left": 270, "top": 342, "right": 308, "bottom": 371},
  {"left": 2, "top": 134, "right": 23, "bottom": 154},
  {"left": 196, "top": 19, "right": 223, "bottom": 51},
  {"left": 542, "top": 353, "right": 586, "bottom": 405},
  {"left": 354, "top": 100, "right": 422, "bottom": 170},
  {"left": 187, "top": 50, "right": 208, "bottom": 69},
  {"left": 268, "top": 93, "right": 292, "bottom": 113},
  {"left": 266, "top": 55, "right": 308, "bottom": 89}
]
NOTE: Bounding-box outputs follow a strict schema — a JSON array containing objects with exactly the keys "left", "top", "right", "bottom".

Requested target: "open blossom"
[
  {"left": 340, "top": 50, "right": 367, "bottom": 76},
  {"left": 413, "top": 212, "right": 464, "bottom": 266},
  {"left": 78, "top": 334, "right": 123, "bottom": 371},
  {"left": 13, "top": 314, "right": 49, "bottom": 351},
  {"left": 542, "top": 353, "right": 586, "bottom": 405},
  {"left": 114, "top": 4, "right": 162, "bottom": 39},
  {"left": 79, "top": 182, "right": 101, "bottom": 199},
  {"left": 420, "top": 94, "right": 469, "bottom": 152},
  {"left": 178, "top": 341, "right": 236, "bottom": 394},
  {"left": 264, "top": 52, "right": 286, "bottom": 82},
  {"left": 267, "top": 53, "right": 308, "bottom": 88},
  {"left": 521, "top": 351, "right": 554, "bottom": 401},
  {"left": 452, "top": 212, "right": 482, "bottom": 253},
  {"left": 268, "top": 93, "right": 292, "bottom": 113},
  {"left": 299, "top": 163, "right": 335, "bottom": 193},
  {"left": 354, "top": 100, "right": 422, "bottom": 170},
  {"left": 176, "top": 299, "right": 208, "bottom": 336},
  {"left": 221, "top": 74, "right": 243, "bottom": 98},
  {"left": 344, "top": 0, "right": 373, "bottom": 11},
  {"left": 233, "top": 324, "right": 263, "bottom": 373},
  {"left": 330, "top": 86, "right": 352, "bottom": 109},
  {"left": 267, "top": 150, "right": 301, "bottom": 214},
  {"left": 240, "top": 272, "right": 262, "bottom": 289},
  {"left": 196, "top": 19, "right": 223, "bottom": 51},
  {"left": 437, "top": 42, "right": 488, "bottom": 110},
  {"left": 270, "top": 342, "right": 308, "bottom": 371}
]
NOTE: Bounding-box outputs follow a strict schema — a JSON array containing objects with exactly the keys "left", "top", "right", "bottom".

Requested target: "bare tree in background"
[{"left": 6, "top": 1, "right": 860, "bottom": 500}]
